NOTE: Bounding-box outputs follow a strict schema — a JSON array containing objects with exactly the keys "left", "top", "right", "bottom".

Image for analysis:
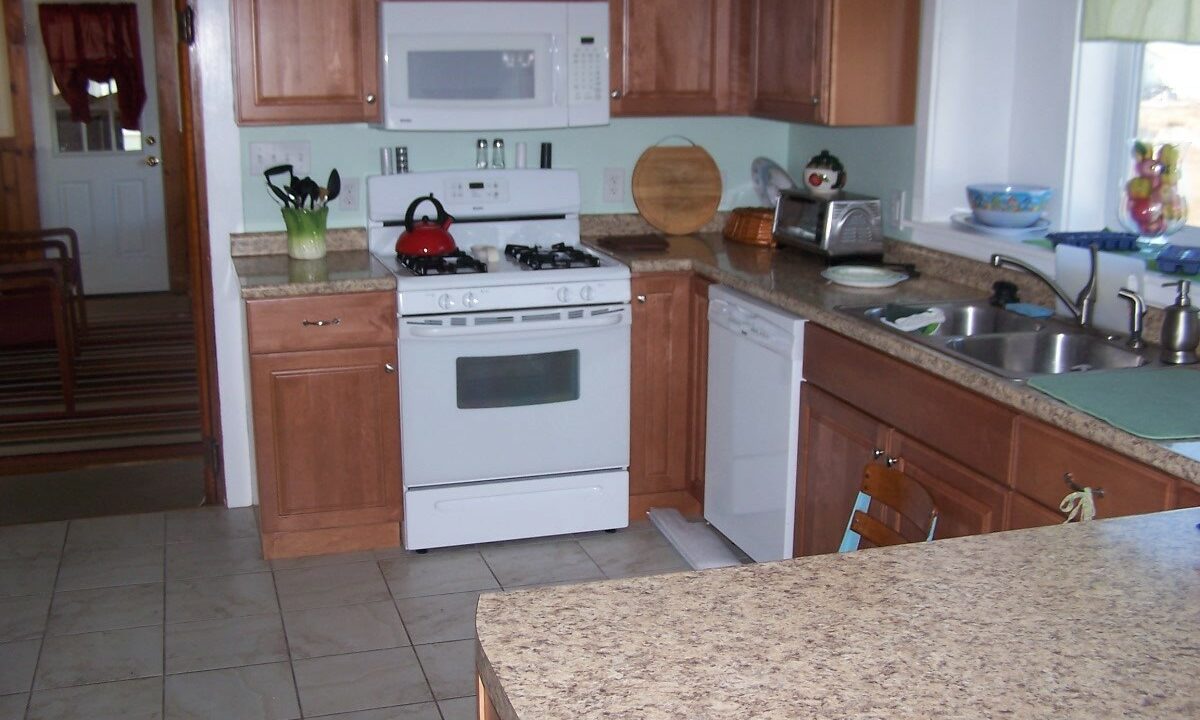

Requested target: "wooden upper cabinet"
[
  {"left": 609, "top": 0, "right": 748, "bottom": 116},
  {"left": 233, "top": 0, "right": 380, "bottom": 125},
  {"left": 751, "top": 0, "right": 920, "bottom": 126}
]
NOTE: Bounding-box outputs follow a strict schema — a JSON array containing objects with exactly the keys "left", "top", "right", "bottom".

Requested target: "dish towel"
[{"left": 881, "top": 308, "right": 946, "bottom": 333}]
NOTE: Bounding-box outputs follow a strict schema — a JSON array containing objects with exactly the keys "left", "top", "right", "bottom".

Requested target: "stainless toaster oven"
[{"left": 772, "top": 189, "right": 883, "bottom": 258}]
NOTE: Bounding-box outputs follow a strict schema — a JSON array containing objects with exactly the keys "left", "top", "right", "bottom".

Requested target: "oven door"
[{"left": 398, "top": 303, "right": 631, "bottom": 487}]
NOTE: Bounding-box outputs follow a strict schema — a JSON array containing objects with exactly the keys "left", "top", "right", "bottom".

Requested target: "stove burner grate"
[
  {"left": 396, "top": 250, "right": 487, "bottom": 276},
  {"left": 504, "top": 243, "right": 602, "bottom": 270}
]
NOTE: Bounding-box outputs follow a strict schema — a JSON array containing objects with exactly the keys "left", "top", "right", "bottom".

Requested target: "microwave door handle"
[
  {"left": 406, "top": 311, "right": 627, "bottom": 338},
  {"left": 550, "top": 40, "right": 563, "bottom": 107}
]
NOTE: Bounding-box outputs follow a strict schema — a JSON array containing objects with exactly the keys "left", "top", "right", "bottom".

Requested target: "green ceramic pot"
[{"left": 281, "top": 206, "right": 329, "bottom": 260}]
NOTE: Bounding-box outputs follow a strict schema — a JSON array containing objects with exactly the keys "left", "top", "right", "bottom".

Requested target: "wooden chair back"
[
  {"left": 0, "top": 228, "right": 87, "bottom": 336},
  {"left": 843, "top": 464, "right": 939, "bottom": 550},
  {"left": 0, "top": 267, "right": 76, "bottom": 411}
]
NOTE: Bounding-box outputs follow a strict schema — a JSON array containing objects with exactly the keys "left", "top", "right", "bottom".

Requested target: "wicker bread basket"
[{"left": 723, "top": 207, "right": 777, "bottom": 247}]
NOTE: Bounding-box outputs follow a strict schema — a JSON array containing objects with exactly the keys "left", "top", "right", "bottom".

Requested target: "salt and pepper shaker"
[
  {"left": 514, "top": 142, "right": 527, "bottom": 169},
  {"left": 380, "top": 147, "right": 395, "bottom": 175},
  {"left": 394, "top": 146, "right": 409, "bottom": 173},
  {"left": 491, "top": 139, "right": 505, "bottom": 169},
  {"left": 475, "top": 139, "right": 489, "bottom": 169}
]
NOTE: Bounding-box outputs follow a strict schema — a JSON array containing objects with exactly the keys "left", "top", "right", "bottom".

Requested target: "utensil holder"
[{"left": 281, "top": 206, "right": 329, "bottom": 260}]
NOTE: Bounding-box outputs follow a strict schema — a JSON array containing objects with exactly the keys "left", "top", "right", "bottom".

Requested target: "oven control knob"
[
  {"left": 463, "top": 292, "right": 478, "bottom": 308},
  {"left": 438, "top": 293, "right": 455, "bottom": 310},
  {"left": 557, "top": 287, "right": 571, "bottom": 303},
  {"left": 579, "top": 285, "right": 594, "bottom": 302}
]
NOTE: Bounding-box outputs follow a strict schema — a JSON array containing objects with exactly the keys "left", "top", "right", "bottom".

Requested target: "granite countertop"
[
  {"left": 476, "top": 508, "right": 1200, "bottom": 720},
  {"left": 233, "top": 250, "right": 395, "bottom": 299},
  {"left": 584, "top": 233, "right": 1200, "bottom": 485}
]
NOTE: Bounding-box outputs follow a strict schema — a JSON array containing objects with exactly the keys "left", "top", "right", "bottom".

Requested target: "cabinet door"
[
  {"left": 1177, "top": 481, "right": 1200, "bottom": 509},
  {"left": 252, "top": 345, "right": 401, "bottom": 534},
  {"left": 795, "top": 384, "right": 889, "bottom": 556},
  {"left": 610, "top": 0, "right": 741, "bottom": 115},
  {"left": 233, "top": 0, "right": 380, "bottom": 124},
  {"left": 825, "top": 0, "right": 920, "bottom": 125},
  {"left": 1013, "top": 418, "right": 1173, "bottom": 519},
  {"left": 630, "top": 273, "right": 695, "bottom": 513},
  {"left": 750, "top": 0, "right": 827, "bottom": 123},
  {"left": 888, "top": 431, "right": 1008, "bottom": 540},
  {"left": 1007, "top": 491, "right": 1065, "bottom": 531},
  {"left": 686, "top": 275, "right": 713, "bottom": 505}
]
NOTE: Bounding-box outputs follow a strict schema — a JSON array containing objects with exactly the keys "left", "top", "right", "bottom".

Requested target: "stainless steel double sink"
[{"left": 839, "top": 299, "right": 1148, "bottom": 381}]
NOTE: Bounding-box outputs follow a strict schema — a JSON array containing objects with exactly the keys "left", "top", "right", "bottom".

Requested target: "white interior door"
[{"left": 26, "top": 0, "right": 168, "bottom": 295}]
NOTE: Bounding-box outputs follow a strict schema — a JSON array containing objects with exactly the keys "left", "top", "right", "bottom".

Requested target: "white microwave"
[{"left": 379, "top": 1, "right": 609, "bottom": 131}]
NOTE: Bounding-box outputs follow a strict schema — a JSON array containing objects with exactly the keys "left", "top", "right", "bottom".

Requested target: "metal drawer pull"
[
  {"left": 384, "top": 363, "right": 396, "bottom": 374},
  {"left": 872, "top": 449, "right": 885, "bottom": 459},
  {"left": 1062, "top": 472, "right": 1104, "bottom": 498},
  {"left": 301, "top": 318, "right": 341, "bottom": 327}
]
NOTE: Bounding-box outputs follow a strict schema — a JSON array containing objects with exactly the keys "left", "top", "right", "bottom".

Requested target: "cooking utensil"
[
  {"left": 632, "top": 140, "right": 721, "bottom": 235},
  {"left": 395, "top": 194, "right": 456, "bottom": 256}
]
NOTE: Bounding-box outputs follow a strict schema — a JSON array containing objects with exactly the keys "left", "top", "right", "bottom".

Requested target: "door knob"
[
  {"left": 384, "top": 363, "right": 396, "bottom": 374},
  {"left": 144, "top": 156, "right": 160, "bottom": 167},
  {"left": 610, "top": 89, "right": 623, "bottom": 99},
  {"left": 635, "top": 294, "right": 646, "bottom": 303},
  {"left": 885, "top": 456, "right": 900, "bottom": 468},
  {"left": 366, "top": 93, "right": 377, "bottom": 104},
  {"left": 872, "top": 448, "right": 885, "bottom": 459}
]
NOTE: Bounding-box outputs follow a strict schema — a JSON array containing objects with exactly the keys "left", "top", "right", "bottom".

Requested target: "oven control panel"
[
  {"left": 400, "top": 280, "right": 631, "bottom": 316},
  {"left": 442, "top": 178, "right": 510, "bottom": 204}
]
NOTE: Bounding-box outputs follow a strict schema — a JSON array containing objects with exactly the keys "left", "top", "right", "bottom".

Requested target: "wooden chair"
[
  {"left": 0, "top": 264, "right": 76, "bottom": 412},
  {"left": 839, "top": 464, "right": 939, "bottom": 552},
  {"left": 0, "top": 227, "right": 88, "bottom": 339}
]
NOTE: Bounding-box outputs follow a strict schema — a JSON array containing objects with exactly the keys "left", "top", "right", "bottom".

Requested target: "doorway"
[{"left": 0, "top": 0, "right": 222, "bottom": 522}]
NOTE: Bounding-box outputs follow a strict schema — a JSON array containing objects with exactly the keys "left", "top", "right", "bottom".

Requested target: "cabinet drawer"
[
  {"left": 1012, "top": 418, "right": 1173, "bottom": 519},
  {"left": 247, "top": 292, "right": 395, "bottom": 354},
  {"left": 1007, "top": 491, "right": 1064, "bottom": 530}
]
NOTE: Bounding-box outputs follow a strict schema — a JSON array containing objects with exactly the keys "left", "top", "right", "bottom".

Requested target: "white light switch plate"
[{"left": 248, "top": 141, "right": 311, "bottom": 176}]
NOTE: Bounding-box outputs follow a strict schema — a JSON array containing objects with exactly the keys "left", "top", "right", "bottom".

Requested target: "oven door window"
[{"left": 456, "top": 350, "right": 579, "bottom": 409}]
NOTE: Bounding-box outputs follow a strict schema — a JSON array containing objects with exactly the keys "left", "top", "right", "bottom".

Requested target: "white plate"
[
  {"left": 751, "top": 157, "right": 796, "bottom": 207},
  {"left": 951, "top": 212, "right": 1051, "bottom": 239},
  {"left": 821, "top": 265, "right": 909, "bottom": 288}
]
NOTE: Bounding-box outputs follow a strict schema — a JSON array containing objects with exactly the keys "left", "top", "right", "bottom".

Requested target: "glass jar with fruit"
[{"left": 1119, "top": 140, "right": 1188, "bottom": 240}]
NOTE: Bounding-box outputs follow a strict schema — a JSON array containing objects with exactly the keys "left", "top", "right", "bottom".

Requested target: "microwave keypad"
[{"left": 571, "top": 45, "right": 605, "bottom": 103}]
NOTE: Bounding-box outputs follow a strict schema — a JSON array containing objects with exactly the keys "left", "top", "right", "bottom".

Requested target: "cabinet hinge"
[{"left": 177, "top": 5, "right": 195, "bottom": 46}]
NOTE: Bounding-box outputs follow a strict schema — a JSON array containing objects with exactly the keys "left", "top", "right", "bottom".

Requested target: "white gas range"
[{"left": 368, "top": 169, "right": 631, "bottom": 550}]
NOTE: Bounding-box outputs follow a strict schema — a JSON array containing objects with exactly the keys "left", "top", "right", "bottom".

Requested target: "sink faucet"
[{"left": 990, "top": 244, "right": 1098, "bottom": 328}]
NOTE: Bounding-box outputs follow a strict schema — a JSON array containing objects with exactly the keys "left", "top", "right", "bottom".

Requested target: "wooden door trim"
[
  {"left": 1, "top": 0, "right": 40, "bottom": 230},
  {"left": 153, "top": 0, "right": 188, "bottom": 292}
]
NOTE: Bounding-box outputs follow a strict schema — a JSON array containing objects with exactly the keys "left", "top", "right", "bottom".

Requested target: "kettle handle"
[{"left": 404, "top": 194, "right": 452, "bottom": 232}]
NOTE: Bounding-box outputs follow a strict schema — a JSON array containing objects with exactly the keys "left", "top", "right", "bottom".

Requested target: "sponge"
[{"left": 1005, "top": 302, "right": 1054, "bottom": 318}]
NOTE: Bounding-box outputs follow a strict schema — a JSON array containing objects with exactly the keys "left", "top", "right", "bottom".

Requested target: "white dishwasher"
[{"left": 704, "top": 285, "right": 806, "bottom": 562}]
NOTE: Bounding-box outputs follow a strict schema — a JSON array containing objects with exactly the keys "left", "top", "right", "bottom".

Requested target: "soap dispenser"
[{"left": 1160, "top": 280, "right": 1199, "bottom": 365}]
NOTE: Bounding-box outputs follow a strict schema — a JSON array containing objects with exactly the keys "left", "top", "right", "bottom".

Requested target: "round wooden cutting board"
[{"left": 631, "top": 144, "right": 723, "bottom": 235}]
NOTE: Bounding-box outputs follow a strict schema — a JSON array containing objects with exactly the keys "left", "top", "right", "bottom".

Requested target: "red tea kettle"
[{"left": 395, "top": 194, "right": 456, "bottom": 256}]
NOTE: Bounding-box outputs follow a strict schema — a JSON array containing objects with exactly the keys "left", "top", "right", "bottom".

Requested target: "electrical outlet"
[
  {"left": 602, "top": 167, "right": 625, "bottom": 203},
  {"left": 248, "top": 141, "right": 311, "bottom": 176},
  {"left": 888, "top": 189, "right": 907, "bottom": 229},
  {"left": 337, "top": 177, "right": 360, "bottom": 211}
]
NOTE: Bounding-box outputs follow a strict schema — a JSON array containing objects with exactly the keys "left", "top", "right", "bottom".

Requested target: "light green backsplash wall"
[
  {"left": 787, "top": 124, "right": 917, "bottom": 236},
  {"left": 241, "top": 117, "right": 792, "bottom": 231}
]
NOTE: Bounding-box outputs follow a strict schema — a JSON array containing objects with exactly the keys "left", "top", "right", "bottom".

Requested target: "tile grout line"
[
  {"left": 380, "top": 555, "right": 443, "bottom": 715},
  {"left": 159, "top": 513, "right": 167, "bottom": 718},
  {"left": 267, "top": 546, "right": 305, "bottom": 719},
  {"left": 20, "top": 520, "right": 69, "bottom": 719}
]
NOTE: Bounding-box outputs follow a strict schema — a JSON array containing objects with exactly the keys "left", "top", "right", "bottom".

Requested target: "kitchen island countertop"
[
  {"left": 476, "top": 507, "right": 1200, "bottom": 720},
  {"left": 585, "top": 233, "right": 1200, "bottom": 485}
]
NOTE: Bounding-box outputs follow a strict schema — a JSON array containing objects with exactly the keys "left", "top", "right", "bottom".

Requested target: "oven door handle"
[{"left": 404, "top": 311, "right": 628, "bottom": 338}]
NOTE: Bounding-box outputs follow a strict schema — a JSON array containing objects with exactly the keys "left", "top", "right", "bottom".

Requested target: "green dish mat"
[{"left": 1028, "top": 367, "right": 1200, "bottom": 440}]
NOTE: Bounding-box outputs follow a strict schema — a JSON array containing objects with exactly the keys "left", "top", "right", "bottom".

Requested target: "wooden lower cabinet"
[
  {"left": 247, "top": 292, "right": 401, "bottom": 559},
  {"left": 1008, "top": 491, "right": 1066, "bottom": 530},
  {"left": 1177, "top": 481, "right": 1200, "bottom": 509},
  {"left": 889, "top": 431, "right": 1007, "bottom": 540},
  {"left": 629, "top": 272, "right": 708, "bottom": 518}
]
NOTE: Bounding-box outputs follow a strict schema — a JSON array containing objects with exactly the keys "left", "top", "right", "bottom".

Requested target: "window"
[
  {"left": 1134, "top": 42, "right": 1200, "bottom": 231},
  {"left": 51, "top": 79, "right": 142, "bottom": 154}
]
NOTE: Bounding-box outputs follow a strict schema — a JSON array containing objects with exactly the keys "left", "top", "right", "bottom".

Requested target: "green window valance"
[{"left": 1083, "top": 0, "right": 1200, "bottom": 42}]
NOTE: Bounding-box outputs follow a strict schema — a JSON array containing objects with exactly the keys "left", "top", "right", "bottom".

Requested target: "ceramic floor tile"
[
  {"left": 34, "top": 625, "right": 162, "bottom": 690},
  {"left": 0, "top": 594, "right": 50, "bottom": 643},
  {"left": 270, "top": 549, "right": 375, "bottom": 571},
  {"left": 26, "top": 677, "right": 162, "bottom": 720},
  {"left": 379, "top": 550, "right": 500, "bottom": 599},
  {"left": 166, "top": 572, "right": 277, "bottom": 624},
  {"left": 307, "top": 703, "right": 442, "bottom": 720},
  {"left": 437, "top": 696, "right": 478, "bottom": 720},
  {"left": 0, "top": 640, "right": 40, "bottom": 695},
  {"left": 480, "top": 540, "right": 604, "bottom": 588},
  {"left": 0, "top": 522, "right": 66, "bottom": 560},
  {"left": 413, "top": 640, "right": 477, "bottom": 701},
  {"left": 65, "top": 513, "right": 164, "bottom": 552},
  {"left": 394, "top": 591, "right": 479, "bottom": 646},
  {"left": 0, "top": 693, "right": 26, "bottom": 720},
  {"left": 164, "top": 662, "right": 299, "bottom": 720},
  {"left": 46, "top": 583, "right": 163, "bottom": 636},
  {"left": 165, "top": 614, "right": 287, "bottom": 674},
  {"left": 0, "top": 557, "right": 58, "bottom": 598},
  {"left": 283, "top": 601, "right": 408, "bottom": 660},
  {"left": 166, "top": 537, "right": 268, "bottom": 579},
  {"left": 165, "top": 507, "right": 258, "bottom": 544},
  {"left": 56, "top": 544, "right": 164, "bottom": 592},
  {"left": 292, "top": 647, "right": 432, "bottom": 717},
  {"left": 273, "top": 562, "right": 390, "bottom": 611},
  {"left": 578, "top": 527, "right": 691, "bottom": 579}
]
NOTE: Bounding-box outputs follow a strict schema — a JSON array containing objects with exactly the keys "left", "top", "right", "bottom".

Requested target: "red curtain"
[{"left": 38, "top": 3, "right": 147, "bottom": 130}]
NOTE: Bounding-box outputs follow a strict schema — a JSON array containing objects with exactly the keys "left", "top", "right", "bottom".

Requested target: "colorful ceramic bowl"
[{"left": 966, "top": 184, "right": 1052, "bottom": 228}]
